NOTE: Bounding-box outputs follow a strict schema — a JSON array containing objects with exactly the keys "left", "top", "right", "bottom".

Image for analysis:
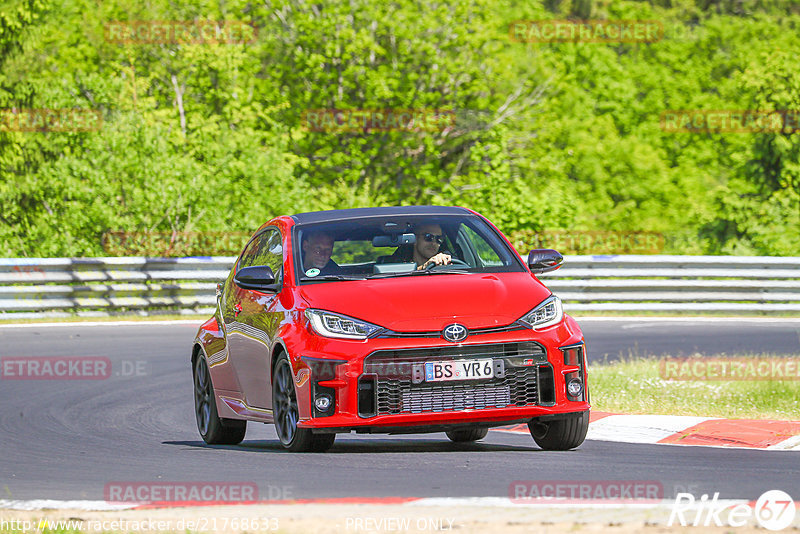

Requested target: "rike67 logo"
[{"left": 669, "top": 490, "right": 796, "bottom": 531}]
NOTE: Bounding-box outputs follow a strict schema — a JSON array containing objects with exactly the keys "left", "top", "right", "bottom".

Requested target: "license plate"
[{"left": 425, "top": 359, "right": 495, "bottom": 382}]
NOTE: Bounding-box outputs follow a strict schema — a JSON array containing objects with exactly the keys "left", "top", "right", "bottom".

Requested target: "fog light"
[
  {"left": 314, "top": 394, "right": 332, "bottom": 412},
  {"left": 567, "top": 378, "right": 583, "bottom": 397}
]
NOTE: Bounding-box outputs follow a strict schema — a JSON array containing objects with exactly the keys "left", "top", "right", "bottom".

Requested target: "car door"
[{"left": 224, "top": 228, "right": 285, "bottom": 410}]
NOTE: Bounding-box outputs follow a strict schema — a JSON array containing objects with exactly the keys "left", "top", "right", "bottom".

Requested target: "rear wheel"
[
  {"left": 194, "top": 355, "right": 246, "bottom": 445},
  {"left": 445, "top": 428, "right": 489, "bottom": 442},
  {"left": 529, "top": 411, "right": 589, "bottom": 450},
  {"left": 272, "top": 354, "right": 335, "bottom": 452}
]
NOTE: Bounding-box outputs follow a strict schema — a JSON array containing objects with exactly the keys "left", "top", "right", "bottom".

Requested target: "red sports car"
[{"left": 192, "top": 206, "right": 589, "bottom": 452}]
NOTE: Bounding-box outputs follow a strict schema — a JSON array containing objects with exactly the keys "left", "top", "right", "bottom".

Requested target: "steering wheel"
[{"left": 425, "top": 258, "right": 470, "bottom": 270}]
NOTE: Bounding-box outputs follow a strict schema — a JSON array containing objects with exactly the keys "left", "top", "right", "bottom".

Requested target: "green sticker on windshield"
[{"left": 305, "top": 268, "right": 320, "bottom": 277}]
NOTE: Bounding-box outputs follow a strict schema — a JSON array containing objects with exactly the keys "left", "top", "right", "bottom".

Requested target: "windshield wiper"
[
  {"left": 300, "top": 274, "right": 366, "bottom": 281},
  {"left": 368, "top": 269, "right": 469, "bottom": 279},
  {"left": 411, "top": 268, "right": 470, "bottom": 275}
]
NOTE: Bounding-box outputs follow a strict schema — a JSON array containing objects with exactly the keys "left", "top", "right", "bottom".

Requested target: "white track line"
[
  {"left": 0, "top": 320, "right": 204, "bottom": 328},
  {"left": 586, "top": 415, "right": 714, "bottom": 444},
  {"left": 0, "top": 496, "right": 751, "bottom": 511},
  {"left": 769, "top": 435, "right": 800, "bottom": 451},
  {"left": 0, "top": 500, "right": 137, "bottom": 511}
]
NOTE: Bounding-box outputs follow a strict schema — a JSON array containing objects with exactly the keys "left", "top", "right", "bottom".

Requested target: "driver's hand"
[{"left": 418, "top": 253, "right": 452, "bottom": 270}]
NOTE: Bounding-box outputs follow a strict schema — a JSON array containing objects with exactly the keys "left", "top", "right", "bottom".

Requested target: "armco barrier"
[
  {"left": 1, "top": 255, "right": 799, "bottom": 319},
  {"left": 0, "top": 257, "right": 233, "bottom": 319},
  {"left": 538, "top": 255, "right": 800, "bottom": 312}
]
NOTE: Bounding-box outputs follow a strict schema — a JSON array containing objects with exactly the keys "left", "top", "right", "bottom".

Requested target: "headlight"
[
  {"left": 519, "top": 295, "right": 563, "bottom": 330},
  {"left": 304, "top": 309, "right": 383, "bottom": 339}
]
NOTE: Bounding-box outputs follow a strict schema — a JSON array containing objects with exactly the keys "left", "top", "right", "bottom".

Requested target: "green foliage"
[
  {"left": 0, "top": 0, "right": 798, "bottom": 256},
  {"left": 591, "top": 355, "right": 800, "bottom": 420}
]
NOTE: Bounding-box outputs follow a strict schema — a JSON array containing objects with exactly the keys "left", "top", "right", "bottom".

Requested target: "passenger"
[{"left": 302, "top": 231, "right": 341, "bottom": 275}]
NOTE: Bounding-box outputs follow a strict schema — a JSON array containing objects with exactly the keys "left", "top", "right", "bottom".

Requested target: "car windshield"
[{"left": 293, "top": 214, "right": 524, "bottom": 282}]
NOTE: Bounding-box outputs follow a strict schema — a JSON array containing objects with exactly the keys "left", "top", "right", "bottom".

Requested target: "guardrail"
[
  {"left": 1, "top": 255, "right": 799, "bottom": 319},
  {"left": 0, "top": 257, "right": 232, "bottom": 319},
  {"left": 538, "top": 255, "right": 800, "bottom": 312}
]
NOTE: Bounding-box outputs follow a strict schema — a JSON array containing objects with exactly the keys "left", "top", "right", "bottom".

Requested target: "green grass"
[{"left": 590, "top": 355, "right": 800, "bottom": 420}]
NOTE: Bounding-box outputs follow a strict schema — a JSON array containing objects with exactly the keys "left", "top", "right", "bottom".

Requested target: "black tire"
[
  {"left": 272, "top": 354, "right": 335, "bottom": 452},
  {"left": 446, "top": 428, "right": 489, "bottom": 442},
  {"left": 194, "top": 355, "right": 246, "bottom": 445},
  {"left": 528, "top": 411, "right": 589, "bottom": 450}
]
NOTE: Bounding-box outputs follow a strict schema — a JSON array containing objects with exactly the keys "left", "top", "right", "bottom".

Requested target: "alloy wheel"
[
  {"left": 273, "top": 359, "right": 299, "bottom": 445},
  {"left": 194, "top": 357, "right": 212, "bottom": 436}
]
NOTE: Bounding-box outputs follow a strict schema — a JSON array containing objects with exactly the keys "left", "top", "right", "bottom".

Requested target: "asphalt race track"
[
  {"left": 0, "top": 319, "right": 798, "bottom": 502},
  {"left": 580, "top": 317, "right": 800, "bottom": 361}
]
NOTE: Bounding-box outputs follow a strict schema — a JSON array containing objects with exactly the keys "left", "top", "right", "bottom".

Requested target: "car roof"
[{"left": 290, "top": 206, "right": 472, "bottom": 225}]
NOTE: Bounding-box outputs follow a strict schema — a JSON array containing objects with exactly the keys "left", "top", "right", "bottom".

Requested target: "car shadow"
[{"left": 163, "top": 437, "right": 538, "bottom": 454}]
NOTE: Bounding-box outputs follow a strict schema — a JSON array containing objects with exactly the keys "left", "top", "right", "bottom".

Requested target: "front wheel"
[
  {"left": 446, "top": 428, "right": 489, "bottom": 442},
  {"left": 272, "top": 354, "right": 335, "bottom": 452},
  {"left": 194, "top": 355, "right": 246, "bottom": 445},
  {"left": 528, "top": 411, "right": 589, "bottom": 450}
]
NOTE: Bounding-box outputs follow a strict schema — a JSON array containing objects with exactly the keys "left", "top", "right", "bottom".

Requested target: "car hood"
[{"left": 297, "top": 272, "right": 551, "bottom": 331}]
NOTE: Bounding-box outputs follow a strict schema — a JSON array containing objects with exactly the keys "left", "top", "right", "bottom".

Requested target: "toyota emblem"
[{"left": 442, "top": 323, "right": 468, "bottom": 342}]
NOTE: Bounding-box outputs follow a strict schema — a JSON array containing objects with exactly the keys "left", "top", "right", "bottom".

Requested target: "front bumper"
[{"left": 289, "top": 316, "right": 589, "bottom": 432}]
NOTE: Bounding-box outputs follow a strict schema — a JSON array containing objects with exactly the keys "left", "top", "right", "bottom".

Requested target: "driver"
[
  {"left": 412, "top": 224, "right": 452, "bottom": 270},
  {"left": 383, "top": 223, "right": 453, "bottom": 269}
]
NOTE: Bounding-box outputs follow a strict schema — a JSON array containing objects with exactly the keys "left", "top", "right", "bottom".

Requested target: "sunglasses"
[{"left": 422, "top": 233, "right": 444, "bottom": 244}]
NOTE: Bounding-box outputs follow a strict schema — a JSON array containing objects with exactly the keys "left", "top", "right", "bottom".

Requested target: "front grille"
[
  {"left": 365, "top": 342, "right": 545, "bottom": 367},
  {"left": 376, "top": 323, "right": 526, "bottom": 339},
  {"left": 363, "top": 342, "right": 546, "bottom": 416}
]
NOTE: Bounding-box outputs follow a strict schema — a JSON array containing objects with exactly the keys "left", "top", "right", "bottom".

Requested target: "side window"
[
  {"left": 238, "top": 236, "right": 263, "bottom": 270},
  {"left": 237, "top": 229, "right": 284, "bottom": 284},
  {"left": 255, "top": 231, "right": 284, "bottom": 280},
  {"left": 460, "top": 225, "right": 504, "bottom": 267}
]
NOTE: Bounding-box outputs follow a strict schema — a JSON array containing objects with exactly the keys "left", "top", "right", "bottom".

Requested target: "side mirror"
[
  {"left": 527, "top": 249, "right": 563, "bottom": 274},
  {"left": 234, "top": 265, "right": 279, "bottom": 291}
]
